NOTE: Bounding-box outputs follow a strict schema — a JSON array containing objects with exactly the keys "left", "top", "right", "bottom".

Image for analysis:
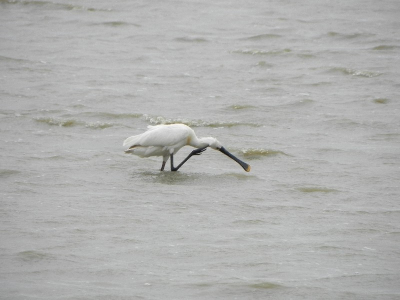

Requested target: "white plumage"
[{"left": 123, "top": 124, "right": 250, "bottom": 172}]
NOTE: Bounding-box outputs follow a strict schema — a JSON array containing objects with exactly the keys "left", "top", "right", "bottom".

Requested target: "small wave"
[
  {"left": 317, "top": 245, "right": 343, "bottom": 251},
  {"left": 35, "top": 117, "right": 80, "bottom": 127},
  {"left": 243, "top": 33, "right": 282, "bottom": 40},
  {"left": 137, "top": 171, "right": 255, "bottom": 186},
  {"left": 326, "top": 31, "right": 372, "bottom": 39},
  {"left": 373, "top": 98, "right": 389, "bottom": 104},
  {"left": 2, "top": 0, "right": 109, "bottom": 11},
  {"left": 324, "top": 117, "right": 372, "bottom": 130},
  {"left": 327, "top": 67, "right": 381, "bottom": 78},
  {"left": 86, "top": 122, "right": 113, "bottom": 129},
  {"left": 221, "top": 172, "right": 257, "bottom": 180},
  {"left": 249, "top": 282, "right": 282, "bottom": 289},
  {"left": 289, "top": 99, "right": 315, "bottom": 107},
  {"left": 97, "top": 21, "right": 140, "bottom": 27},
  {"left": 0, "top": 55, "right": 30, "bottom": 64},
  {"left": 35, "top": 117, "right": 113, "bottom": 129},
  {"left": 138, "top": 171, "right": 198, "bottom": 186},
  {"left": 371, "top": 45, "right": 399, "bottom": 51},
  {"left": 297, "top": 187, "right": 338, "bottom": 193},
  {"left": 309, "top": 81, "right": 332, "bottom": 87},
  {"left": 369, "top": 133, "right": 399, "bottom": 141},
  {"left": 227, "top": 104, "right": 256, "bottom": 110},
  {"left": 144, "top": 115, "right": 262, "bottom": 128},
  {"left": 256, "top": 61, "right": 274, "bottom": 68},
  {"left": 0, "top": 169, "right": 20, "bottom": 178},
  {"left": 17, "top": 250, "right": 51, "bottom": 262},
  {"left": 103, "top": 21, "right": 128, "bottom": 26},
  {"left": 175, "top": 37, "right": 209, "bottom": 43},
  {"left": 240, "top": 148, "right": 288, "bottom": 159},
  {"left": 82, "top": 112, "right": 143, "bottom": 119},
  {"left": 297, "top": 53, "right": 316, "bottom": 59},
  {"left": 31, "top": 154, "right": 65, "bottom": 161},
  {"left": 232, "top": 49, "right": 291, "bottom": 56},
  {"left": 326, "top": 31, "right": 340, "bottom": 37},
  {"left": 233, "top": 219, "right": 265, "bottom": 225}
]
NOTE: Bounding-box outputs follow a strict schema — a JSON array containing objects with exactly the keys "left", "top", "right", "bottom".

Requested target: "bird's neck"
[{"left": 189, "top": 136, "right": 215, "bottom": 148}]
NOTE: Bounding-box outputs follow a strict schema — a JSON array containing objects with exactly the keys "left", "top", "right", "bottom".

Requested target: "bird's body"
[
  {"left": 123, "top": 124, "right": 250, "bottom": 172},
  {"left": 124, "top": 124, "right": 215, "bottom": 166}
]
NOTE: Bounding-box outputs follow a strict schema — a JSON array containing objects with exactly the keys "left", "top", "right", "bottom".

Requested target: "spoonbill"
[{"left": 123, "top": 124, "right": 251, "bottom": 172}]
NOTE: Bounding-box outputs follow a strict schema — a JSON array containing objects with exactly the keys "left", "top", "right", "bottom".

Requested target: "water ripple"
[
  {"left": 232, "top": 49, "right": 291, "bottom": 56},
  {"left": 239, "top": 148, "right": 289, "bottom": 159},
  {"left": 35, "top": 117, "right": 113, "bottom": 129},
  {"left": 242, "top": 33, "right": 282, "bottom": 40},
  {"left": 144, "top": 115, "right": 262, "bottom": 128},
  {"left": 1, "top": 0, "right": 111, "bottom": 11},
  {"left": 297, "top": 187, "right": 339, "bottom": 193},
  {"left": 327, "top": 67, "right": 382, "bottom": 78}
]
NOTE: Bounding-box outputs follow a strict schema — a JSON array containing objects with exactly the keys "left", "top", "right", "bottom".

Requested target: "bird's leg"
[
  {"left": 160, "top": 161, "right": 166, "bottom": 171},
  {"left": 170, "top": 147, "right": 207, "bottom": 171}
]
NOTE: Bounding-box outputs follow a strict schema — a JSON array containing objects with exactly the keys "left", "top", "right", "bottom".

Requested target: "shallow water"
[{"left": 1, "top": 0, "right": 400, "bottom": 299}]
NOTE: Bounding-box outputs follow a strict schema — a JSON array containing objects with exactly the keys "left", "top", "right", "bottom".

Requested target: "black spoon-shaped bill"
[{"left": 219, "top": 147, "right": 251, "bottom": 172}]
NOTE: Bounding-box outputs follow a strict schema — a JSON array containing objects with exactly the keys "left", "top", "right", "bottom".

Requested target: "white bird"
[{"left": 123, "top": 124, "right": 251, "bottom": 172}]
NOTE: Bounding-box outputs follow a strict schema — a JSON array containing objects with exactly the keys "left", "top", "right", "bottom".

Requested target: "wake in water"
[{"left": 239, "top": 148, "right": 289, "bottom": 159}]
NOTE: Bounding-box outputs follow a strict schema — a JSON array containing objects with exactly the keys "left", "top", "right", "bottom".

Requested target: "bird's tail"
[
  {"left": 123, "top": 126, "right": 159, "bottom": 148},
  {"left": 123, "top": 134, "right": 141, "bottom": 148}
]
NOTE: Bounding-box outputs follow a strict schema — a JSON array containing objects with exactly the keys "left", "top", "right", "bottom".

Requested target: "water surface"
[{"left": 1, "top": 0, "right": 399, "bottom": 299}]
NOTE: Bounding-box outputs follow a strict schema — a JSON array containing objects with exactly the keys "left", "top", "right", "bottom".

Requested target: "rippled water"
[{"left": 1, "top": 0, "right": 400, "bottom": 299}]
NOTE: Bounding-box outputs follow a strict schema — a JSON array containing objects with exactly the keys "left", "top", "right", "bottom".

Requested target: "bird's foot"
[{"left": 192, "top": 147, "right": 207, "bottom": 156}]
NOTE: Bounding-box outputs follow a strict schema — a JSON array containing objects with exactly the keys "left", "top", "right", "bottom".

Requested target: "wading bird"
[{"left": 123, "top": 124, "right": 251, "bottom": 172}]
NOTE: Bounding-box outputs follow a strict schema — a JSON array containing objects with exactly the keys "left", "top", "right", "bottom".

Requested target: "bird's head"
[
  {"left": 204, "top": 137, "right": 222, "bottom": 150},
  {"left": 199, "top": 137, "right": 251, "bottom": 172}
]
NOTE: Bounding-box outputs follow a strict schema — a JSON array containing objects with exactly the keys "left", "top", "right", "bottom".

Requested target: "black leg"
[
  {"left": 160, "top": 161, "right": 166, "bottom": 171},
  {"left": 170, "top": 147, "right": 207, "bottom": 171}
]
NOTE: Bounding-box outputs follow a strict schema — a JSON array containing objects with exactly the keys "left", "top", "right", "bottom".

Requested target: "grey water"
[{"left": 1, "top": 0, "right": 400, "bottom": 299}]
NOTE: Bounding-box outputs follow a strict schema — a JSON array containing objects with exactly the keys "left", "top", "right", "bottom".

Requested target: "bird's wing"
[
  {"left": 123, "top": 125, "right": 169, "bottom": 147},
  {"left": 123, "top": 124, "right": 190, "bottom": 148},
  {"left": 139, "top": 124, "right": 190, "bottom": 147}
]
